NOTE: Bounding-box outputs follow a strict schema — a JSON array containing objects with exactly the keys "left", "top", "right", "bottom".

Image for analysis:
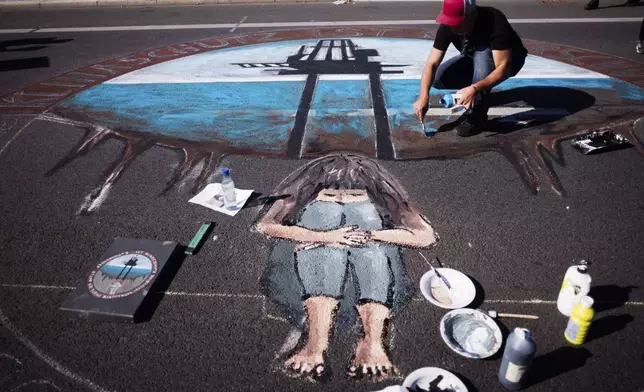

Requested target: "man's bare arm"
[
  {"left": 413, "top": 48, "right": 446, "bottom": 120},
  {"left": 473, "top": 49, "right": 511, "bottom": 91}
]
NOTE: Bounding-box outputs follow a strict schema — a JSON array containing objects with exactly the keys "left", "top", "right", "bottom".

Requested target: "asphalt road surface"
[{"left": 1, "top": 2, "right": 644, "bottom": 392}]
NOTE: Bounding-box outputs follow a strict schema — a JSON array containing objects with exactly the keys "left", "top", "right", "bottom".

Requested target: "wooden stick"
[{"left": 497, "top": 313, "right": 539, "bottom": 320}]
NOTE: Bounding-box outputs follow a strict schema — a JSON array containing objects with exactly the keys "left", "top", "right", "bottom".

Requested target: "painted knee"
[
  {"left": 296, "top": 247, "right": 347, "bottom": 298},
  {"left": 350, "top": 248, "right": 393, "bottom": 304}
]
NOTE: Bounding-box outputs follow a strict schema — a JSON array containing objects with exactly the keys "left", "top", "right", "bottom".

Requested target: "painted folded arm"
[
  {"left": 370, "top": 213, "right": 438, "bottom": 249},
  {"left": 255, "top": 198, "right": 372, "bottom": 248},
  {"left": 255, "top": 199, "right": 322, "bottom": 242}
]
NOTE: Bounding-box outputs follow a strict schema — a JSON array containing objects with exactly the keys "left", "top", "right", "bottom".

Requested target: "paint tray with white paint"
[
  {"left": 440, "top": 309, "right": 503, "bottom": 359},
  {"left": 188, "top": 183, "right": 254, "bottom": 216},
  {"left": 572, "top": 130, "right": 631, "bottom": 155},
  {"left": 419, "top": 268, "right": 476, "bottom": 309}
]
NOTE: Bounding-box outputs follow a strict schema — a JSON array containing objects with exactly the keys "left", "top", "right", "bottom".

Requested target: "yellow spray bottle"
[{"left": 564, "top": 295, "right": 594, "bottom": 345}]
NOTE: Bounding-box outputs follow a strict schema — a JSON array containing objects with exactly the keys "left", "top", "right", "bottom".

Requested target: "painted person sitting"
[
  {"left": 255, "top": 154, "right": 438, "bottom": 379},
  {"left": 413, "top": 0, "right": 528, "bottom": 137}
]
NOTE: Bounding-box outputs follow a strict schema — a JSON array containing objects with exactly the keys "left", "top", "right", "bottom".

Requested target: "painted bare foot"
[
  {"left": 284, "top": 346, "right": 325, "bottom": 378},
  {"left": 348, "top": 338, "right": 396, "bottom": 379}
]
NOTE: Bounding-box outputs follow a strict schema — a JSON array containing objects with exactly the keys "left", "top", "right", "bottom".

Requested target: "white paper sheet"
[{"left": 188, "top": 183, "right": 254, "bottom": 217}]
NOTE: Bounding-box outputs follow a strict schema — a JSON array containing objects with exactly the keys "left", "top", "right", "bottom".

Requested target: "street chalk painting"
[
  {"left": 1, "top": 28, "right": 644, "bottom": 214},
  {"left": 254, "top": 153, "right": 438, "bottom": 379}
]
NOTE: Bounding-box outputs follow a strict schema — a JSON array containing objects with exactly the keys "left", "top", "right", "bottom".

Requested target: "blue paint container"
[{"left": 440, "top": 93, "right": 462, "bottom": 108}]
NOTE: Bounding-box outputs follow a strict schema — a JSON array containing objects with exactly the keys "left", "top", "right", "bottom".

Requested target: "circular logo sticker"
[{"left": 87, "top": 250, "right": 158, "bottom": 299}]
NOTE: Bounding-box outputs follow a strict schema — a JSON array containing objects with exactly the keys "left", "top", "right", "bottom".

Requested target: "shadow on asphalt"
[
  {"left": 438, "top": 87, "right": 596, "bottom": 135},
  {"left": 0, "top": 38, "right": 73, "bottom": 52},
  {"left": 451, "top": 370, "right": 480, "bottom": 392},
  {"left": 586, "top": 314, "right": 634, "bottom": 343},
  {"left": 0, "top": 57, "right": 50, "bottom": 72},
  {"left": 134, "top": 245, "right": 187, "bottom": 323},
  {"left": 590, "top": 284, "right": 637, "bottom": 312},
  {"left": 529, "top": 346, "right": 593, "bottom": 386},
  {"left": 243, "top": 192, "right": 290, "bottom": 209},
  {"left": 0, "top": 37, "right": 73, "bottom": 73},
  {"left": 468, "top": 275, "right": 486, "bottom": 310}
]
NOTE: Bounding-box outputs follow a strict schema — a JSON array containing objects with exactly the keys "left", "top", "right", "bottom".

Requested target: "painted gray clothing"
[
  {"left": 295, "top": 200, "right": 393, "bottom": 304},
  {"left": 260, "top": 202, "right": 412, "bottom": 329}
]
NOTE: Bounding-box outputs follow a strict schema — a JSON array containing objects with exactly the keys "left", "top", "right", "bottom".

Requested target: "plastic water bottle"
[
  {"left": 498, "top": 328, "right": 537, "bottom": 390},
  {"left": 557, "top": 260, "right": 591, "bottom": 317},
  {"left": 221, "top": 168, "right": 237, "bottom": 210},
  {"left": 565, "top": 295, "right": 594, "bottom": 345}
]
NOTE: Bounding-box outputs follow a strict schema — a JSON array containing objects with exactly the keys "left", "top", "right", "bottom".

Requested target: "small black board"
[{"left": 60, "top": 238, "right": 179, "bottom": 323}]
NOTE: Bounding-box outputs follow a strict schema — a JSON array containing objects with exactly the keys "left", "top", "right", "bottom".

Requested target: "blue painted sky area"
[
  {"left": 312, "top": 80, "right": 371, "bottom": 110},
  {"left": 59, "top": 76, "right": 644, "bottom": 147},
  {"left": 59, "top": 81, "right": 304, "bottom": 149},
  {"left": 60, "top": 79, "right": 377, "bottom": 143},
  {"left": 100, "top": 264, "right": 152, "bottom": 279}
]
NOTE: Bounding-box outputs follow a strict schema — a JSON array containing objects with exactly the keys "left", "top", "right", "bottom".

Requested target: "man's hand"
[
  {"left": 413, "top": 96, "right": 429, "bottom": 121},
  {"left": 456, "top": 85, "right": 477, "bottom": 108}
]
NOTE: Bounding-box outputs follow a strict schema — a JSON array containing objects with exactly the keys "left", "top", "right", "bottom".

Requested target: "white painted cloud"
[{"left": 107, "top": 38, "right": 608, "bottom": 84}]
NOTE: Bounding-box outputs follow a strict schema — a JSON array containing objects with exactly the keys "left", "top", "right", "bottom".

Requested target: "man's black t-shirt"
[{"left": 433, "top": 6, "right": 527, "bottom": 57}]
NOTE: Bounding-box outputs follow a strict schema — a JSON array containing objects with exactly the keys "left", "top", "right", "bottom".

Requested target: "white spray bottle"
[{"left": 557, "top": 260, "right": 591, "bottom": 317}]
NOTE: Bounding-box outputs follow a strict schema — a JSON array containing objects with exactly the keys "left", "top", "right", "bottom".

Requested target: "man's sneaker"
[
  {"left": 584, "top": 0, "right": 599, "bottom": 9},
  {"left": 637, "top": 41, "right": 644, "bottom": 54},
  {"left": 455, "top": 110, "right": 487, "bottom": 137}
]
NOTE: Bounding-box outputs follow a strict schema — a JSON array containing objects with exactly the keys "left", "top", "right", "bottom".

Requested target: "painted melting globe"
[{"left": 46, "top": 37, "right": 644, "bottom": 212}]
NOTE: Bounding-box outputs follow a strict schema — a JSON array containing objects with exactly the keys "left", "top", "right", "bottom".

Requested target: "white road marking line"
[
  {"left": 0, "top": 283, "right": 75, "bottom": 290},
  {"left": 163, "top": 291, "right": 265, "bottom": 299},
  {"left": 0, "top": 306, "right": 114, "bottom": 392},
  {"left": 230, "top": 15, "right": 248, "bottom": 33},
  {"left": 0, "top": 18, "right": 639, "bottom": 34},
  {"left": 0, "top": 29, "right": 32, "bottom": 34},
  {"left": 2, "top": 283, "right": 643, "bottom": 306},
  {"left": 480, "top": 299, "right": 557, "bottom": 305},
  {"left": 0, "top": 117, "right": 37, "bottom": 157}
]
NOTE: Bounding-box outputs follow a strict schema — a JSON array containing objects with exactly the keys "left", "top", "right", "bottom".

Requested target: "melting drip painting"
[
  {"left": 254, "top": 153, "right": 437, "bottom": 379},
  {"left": 12, "top": 31, "right": 640, "bottom": 213}
]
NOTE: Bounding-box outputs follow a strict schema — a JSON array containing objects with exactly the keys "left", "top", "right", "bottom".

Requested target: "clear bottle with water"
[{"left": 221, "top": 168, "right": 237, "bottom": 210}]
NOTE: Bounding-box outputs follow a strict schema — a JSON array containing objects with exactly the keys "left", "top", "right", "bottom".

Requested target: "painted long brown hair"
[{"left": 257, "top": 153, "right": 420, "bottom": 229}]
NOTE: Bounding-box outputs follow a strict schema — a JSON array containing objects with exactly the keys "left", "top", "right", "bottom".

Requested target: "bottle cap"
[
  {"left": 581, "top": 296, "right": 594, "bottom": 308},
  {"left": 221, "top": 168, "right": 230, "bottom": 176},
  {"left": 514, "top": 328, "right": 531, "bottom": 340},
  {"left": 440, "top": 94, "right": 454, "bottom": 108}
]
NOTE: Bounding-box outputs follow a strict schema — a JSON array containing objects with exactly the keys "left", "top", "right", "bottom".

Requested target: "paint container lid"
[
  {"left": 514, "top": 328, "right": 531, "bottom": 340},
  {"left": 581, "top": 296, "right": 594, "bottom": 308},
  {"left": 440, "top": 94, "right": 456, "bottom": 108}
]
